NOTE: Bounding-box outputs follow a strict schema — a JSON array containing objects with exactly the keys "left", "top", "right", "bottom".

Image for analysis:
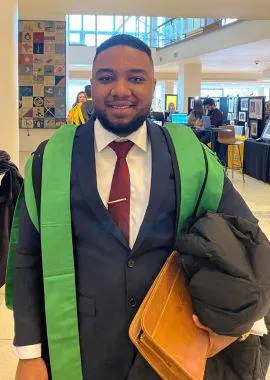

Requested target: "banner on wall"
[{"left": 19, "top": 20, "right": 66, "bottom": 129}]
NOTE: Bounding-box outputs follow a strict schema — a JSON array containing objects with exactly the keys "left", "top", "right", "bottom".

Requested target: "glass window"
[
  {"left": 124, "top": 16, "right": 137, "bottom": 33},
  {"left": 97, "top": 34, "right": 113, "bottom": 46},
  {"left": 193, "top": 18, "right": 202, "bottom": 30},
  {"left": 69, "top": 33, "right": 81, "bottom": 44},
  {"left": 84, "top": 34, "right": 96, "bottom": 46},
  {"left": 115, "top": 16, "right": 124, "bottom": 32},
  {"left": 152, "top": 81, "right": 165, "bottom": 111},
  {"left": 97, "top": 16, "right": 114, "bottom": 32},
  {"left": 69, "top": 15, "right": 82, "bottom": 31},
  {"left": 201, "top": 88, "right": 223, "bottom": 98},
  {"left": 83, "top": 15, "right": 96, "bottom": 31}
]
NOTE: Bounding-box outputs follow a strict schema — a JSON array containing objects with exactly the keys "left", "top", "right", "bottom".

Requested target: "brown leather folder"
[{"left": 129, "top": 251, "right": 209, "bottom": 380}]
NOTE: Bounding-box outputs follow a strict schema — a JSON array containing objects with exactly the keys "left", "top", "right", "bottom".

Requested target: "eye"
[
  {"left": 98, "top": 76, "right": 114, "bottom": 83},
  {"left": 130, "top": 77, "right": 145, "bottom": 83}
]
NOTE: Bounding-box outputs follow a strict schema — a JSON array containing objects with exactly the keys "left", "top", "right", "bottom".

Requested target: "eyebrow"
[{"left": 95, "top": 68, "right": 148, "bottom": 76}]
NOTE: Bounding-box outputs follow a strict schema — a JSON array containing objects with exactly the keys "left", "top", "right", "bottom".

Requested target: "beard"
[{"left": 94, "top": 107, "right": 150, "bottom": 136}]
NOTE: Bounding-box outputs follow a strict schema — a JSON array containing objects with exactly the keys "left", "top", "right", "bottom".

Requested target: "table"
[
  {"left": 244, "top": 139, "right": 270, "bottom": 183},
  {"left": 192, "top": 127, "right": 232, "bottom": 152}
]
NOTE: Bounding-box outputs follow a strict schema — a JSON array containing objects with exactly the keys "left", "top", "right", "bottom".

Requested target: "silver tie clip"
[{"left": 107, "top": 198, "right": 127, "bottom": 205}]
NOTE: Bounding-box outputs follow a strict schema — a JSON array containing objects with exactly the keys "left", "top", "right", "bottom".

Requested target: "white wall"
[{"left": 19, "top": 129, "right": 56, "bottom": 172}]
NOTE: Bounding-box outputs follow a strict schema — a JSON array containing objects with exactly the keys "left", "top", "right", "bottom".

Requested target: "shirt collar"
[{"left": 94, "top": 118, "right": 148, "bottom": 153}]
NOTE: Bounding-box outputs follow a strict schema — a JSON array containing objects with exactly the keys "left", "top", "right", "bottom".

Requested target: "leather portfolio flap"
[{"left": 129, "top": 251, "right": 209, "bottom": 380}]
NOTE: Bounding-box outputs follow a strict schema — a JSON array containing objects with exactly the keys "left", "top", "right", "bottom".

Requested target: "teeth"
[{"left": 112, "top": 106, "right": 130, "bottom": 109}]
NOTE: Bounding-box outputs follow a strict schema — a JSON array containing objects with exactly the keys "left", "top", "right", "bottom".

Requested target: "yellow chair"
[{"left": 217, "top": 125, "right": 245, "bottom": 182}]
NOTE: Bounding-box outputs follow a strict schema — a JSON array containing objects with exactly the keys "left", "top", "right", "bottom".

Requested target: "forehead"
[{"left": 93, "top": 45, "right": 153, "bottom": 73}]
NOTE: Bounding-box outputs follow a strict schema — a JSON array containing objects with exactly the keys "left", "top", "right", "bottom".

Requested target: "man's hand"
[
  {"left": 193, "top": 315, "right": 238, "bottom": 358},
  {"left": 16, "top": 358, "right": 48, "bottom": 380}
]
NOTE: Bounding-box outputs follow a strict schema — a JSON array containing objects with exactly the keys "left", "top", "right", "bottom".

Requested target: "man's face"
[
  {"left": 91, "top": 45, "right": 156, "bottom": 133},
  {"left": 205, "top": 104, "right": 215, "bottom": 112}
]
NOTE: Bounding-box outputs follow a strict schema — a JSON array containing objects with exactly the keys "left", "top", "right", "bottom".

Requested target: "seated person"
[
  {"left": 189, "top": 98, "right": 210, "bottom": 145},
  {"left": 188, "top": 98, "right": 204, "bottom": 128}
]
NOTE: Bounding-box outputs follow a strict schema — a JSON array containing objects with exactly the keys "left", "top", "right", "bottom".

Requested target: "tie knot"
[{"left": 109, "top": 141, "right": 134, "bottom": 159}]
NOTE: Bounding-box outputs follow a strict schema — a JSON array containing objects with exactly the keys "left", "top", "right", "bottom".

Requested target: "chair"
[{"left": 217, "top": 125, "right": 245, "bottom": 182}]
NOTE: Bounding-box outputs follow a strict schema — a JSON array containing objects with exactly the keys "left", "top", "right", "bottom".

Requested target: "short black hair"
[
  {"left": 94, "top": 34, "right": 153, "bottom": 64},
  {"left": 203, "top": 98, "right": 215, "bottom": 106},
  {"left": 84, "top": 85, "right": 91, "bottom": 98}
]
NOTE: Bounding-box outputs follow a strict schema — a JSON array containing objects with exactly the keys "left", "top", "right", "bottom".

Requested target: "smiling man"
[
  {"left": 11, "top": 35, "right": 270, "bottom": 380},
  {"left": 92, "top": 38, "right": 156, "bottom": 135}
]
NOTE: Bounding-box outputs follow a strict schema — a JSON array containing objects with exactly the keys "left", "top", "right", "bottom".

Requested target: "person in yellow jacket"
[{"left": 66, "top": 91, "right": 87, "bottom": 125}]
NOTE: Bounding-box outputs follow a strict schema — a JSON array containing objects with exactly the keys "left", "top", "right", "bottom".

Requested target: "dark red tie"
[{"left": 108, "top": 141, "right": 134, "bottom": 243}]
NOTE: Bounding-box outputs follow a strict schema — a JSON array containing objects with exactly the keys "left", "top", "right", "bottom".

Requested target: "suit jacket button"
[
  {"left": 127, "top": 259, "right": 135, "bottom": 268},
  {"left": 129, "top": 297, "right": 137, "bottom": 307}
]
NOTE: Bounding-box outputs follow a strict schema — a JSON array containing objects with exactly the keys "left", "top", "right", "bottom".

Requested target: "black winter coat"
[
  {"left": 0, "top": 151, "right": 23, "bottom": 287},
  {"left": 177, "top": 212, "right": 270, "bottom": 379}
]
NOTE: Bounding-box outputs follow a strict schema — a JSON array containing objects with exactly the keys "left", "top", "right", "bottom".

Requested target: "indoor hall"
[{"left": 1, "top": 1, "right": 270, "bottom": 379}]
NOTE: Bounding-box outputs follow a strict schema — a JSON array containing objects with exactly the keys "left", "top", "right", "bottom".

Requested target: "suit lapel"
[
  {"left": 74, "top": 120, "right": 129, "bottom": 249},
  {"left": 131, "top": 122, "right": 173, "bottom": 257}
]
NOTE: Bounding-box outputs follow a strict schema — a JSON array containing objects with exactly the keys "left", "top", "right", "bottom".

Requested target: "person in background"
[
  {"left": 203, "top": 98, "right": 226, "bottom": 165},
  {"left": 189, "top": 98, "right": 211, "bottom": 144},
  {"left": 203, "top": 98, "right": 223, "bottom": 127},
  {"left": 66, "top": 91, "right": 87, "bottom": 125},
  {"left": 188, "top": 98, "right": 204, "bottom": 128},
  {"left": 81, "top": 85, "right": 94, "bottom": 123},
  {"left": 166, "top": 102, "right": 176, "bottom": 122}
]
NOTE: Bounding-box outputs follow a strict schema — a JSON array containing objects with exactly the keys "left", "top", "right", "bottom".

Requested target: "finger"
[{"left": 193, "top": 314, "right": 212, "bottom": 333}]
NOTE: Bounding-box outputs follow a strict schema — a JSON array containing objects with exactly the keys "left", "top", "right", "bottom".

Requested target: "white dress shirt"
[
  {"left": 14, "top": 119, "right": 266, "bottom": 359},
  {"left": 94, "top": 119, "right": 152, "bottom": 249}
]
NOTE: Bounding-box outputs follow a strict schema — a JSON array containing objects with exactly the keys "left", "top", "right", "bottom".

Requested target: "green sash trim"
[
  {"left": 165, "top": 123, "right": 224, "bottom": 235},
  {"left": 40, "top": 124, "right": 82, "bottom": 379},
  {"left": 197, "top": 144, "right": 224, "bottom": 215}
]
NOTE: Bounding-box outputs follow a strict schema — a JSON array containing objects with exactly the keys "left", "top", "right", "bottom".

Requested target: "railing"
[
  {"left": 67, "top": 15, "right": 238, "bottom": 49},
  {"left": 154, "top": 18, "right": 238, "bottom": 48}
]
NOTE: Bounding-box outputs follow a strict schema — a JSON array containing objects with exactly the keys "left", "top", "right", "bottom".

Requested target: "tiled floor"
[{"left": 0, "top": 172, "right": 269, "bottom": 380}]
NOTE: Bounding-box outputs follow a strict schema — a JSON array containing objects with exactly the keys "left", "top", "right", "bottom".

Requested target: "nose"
[{"left": 110, "top": 79, "right": 131, "bottom": 98}]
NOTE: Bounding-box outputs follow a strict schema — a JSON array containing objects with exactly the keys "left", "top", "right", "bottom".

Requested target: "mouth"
[
  {"left": 108, "top": 104, "right": 135, "bottom": 109},
  {"left": 107, "top": 104, "right": 135, "bottom": 116}
]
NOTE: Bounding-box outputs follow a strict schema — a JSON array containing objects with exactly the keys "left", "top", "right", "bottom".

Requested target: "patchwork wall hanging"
[{"left": 19, "top": 20, "right": 66, "bottom": 129}]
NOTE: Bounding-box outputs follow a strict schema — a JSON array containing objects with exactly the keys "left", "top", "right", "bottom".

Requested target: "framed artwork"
[
  {"left": 165, "top": 94, "right": 178, "bottom": 112},
  {"left": 239, "top": 112, "right": 246, "bottom": 122},
  {"left": 233, "top": 97, "right": 239, "bottom": 113},
  {"left": 232, "top": 113, "right": 237, "bottom": 120},
  {"left": 213, "top": 97, "right": 220, "bottom": 109},
  {"left": 249, "top": 98, "right": 263, "bottom": 120},
  {"left": 240, "top": 98, "right": 249, "bottom": 111},
  {"left": 250, "top": 120, "right": 258, "bottom": 137},
  {"left": 227, "top": 113, "right": 232, "bottom": 121},
  {"left": 261, "top": 119, "right": 270, "bottom": 141},
  {"left": 228, "top": 98, "right": 234, "bottom": 113}
]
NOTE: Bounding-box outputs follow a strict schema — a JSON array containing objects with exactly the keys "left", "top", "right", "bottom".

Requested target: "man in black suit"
[{"left": 13, "top": 35, "right": 269, "bottom": 380}]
